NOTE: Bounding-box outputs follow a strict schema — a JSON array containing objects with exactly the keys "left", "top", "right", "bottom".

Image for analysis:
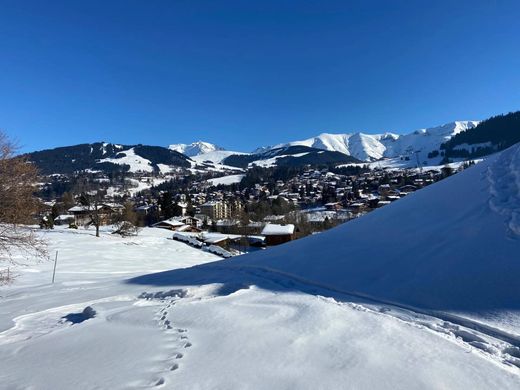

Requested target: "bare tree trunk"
[{"left": 0, "top": 131, "right": 47, "bottom": 268}]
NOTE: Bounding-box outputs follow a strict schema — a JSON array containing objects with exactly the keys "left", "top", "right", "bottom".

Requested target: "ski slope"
[{"left": 1, "top": 144, "right": 520, "bottom": 389}]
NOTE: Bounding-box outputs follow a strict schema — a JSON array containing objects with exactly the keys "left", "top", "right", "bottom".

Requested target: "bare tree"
[
  {"left": 79, "top": 191, "right": 104, "bottom": 237},
  {"left": 112, "top": 201, "right": 140, "bottom": 237},
  {"left": 0, "top": 131, "right": 47, "bottom": 276}
]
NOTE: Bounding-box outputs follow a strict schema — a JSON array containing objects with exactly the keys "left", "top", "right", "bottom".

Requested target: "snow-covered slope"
[
  {"left": 263, "top": 121, "right": 479, "bottom": 161},
  {"left": 206, "top": 174, "right": 245, "bottom": 186},
  {"left": 98, "top": 147, "right": 154, "bottom": 173},
  {"left": 3, "top": 144, "right": 520, "bottom": 389},
  {"left": 3, "top": 157, "right": 520, "bottom": 390},
  {"left": 231, "top": 142, "right": 520, "bottom": 327},
  {"left": 169, "top": 141, "right": 224, "bottom": 157},
  {"left": 191, "top": 150, "right": 247, "bottom": 164}
]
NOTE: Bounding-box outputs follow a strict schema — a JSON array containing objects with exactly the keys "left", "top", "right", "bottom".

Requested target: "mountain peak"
[{"left": 168, "top": 141, "right": 225, "bottom": 157}]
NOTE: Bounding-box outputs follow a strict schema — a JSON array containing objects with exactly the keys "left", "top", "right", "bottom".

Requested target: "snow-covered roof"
[
  {"left": 204, "top": 236, "right": 229, "bottom": 244},
  {"left": 261, "top": 223, "right": 295, "bottom": 236},
  {"left": 54, "top": 214, "right": 75, "bottom": 221},
  {"left": 68, "top": 205, "right": 89, "bottom": 212},
  {"left": 152, "top": 219, "right": 185, "bottom": 227}
]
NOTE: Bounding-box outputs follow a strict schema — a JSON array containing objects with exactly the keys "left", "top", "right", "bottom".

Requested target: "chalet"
[
  {"left": 68, "top": 204, "right": 123, "bottom": 226},
  {"left": 135, "top": 204, "right": 155, "bottom": 216},
  {"left": 378, "top": 184, "right": 391, "bottom": 196},
  {"left": 324, "top": 202, "right": 342, "bottom": 211},
  {"left": 261, "top": 223, "right": 295, "bottom": 246},
  {"left": 152, "top": 219, "right": 186, "bottom": 231},
  {"left": 399, "top": 185, "right": 417, "bottom": 192},
  {"left": 177, "top": 216, "right": 203, "bottom": 229}
]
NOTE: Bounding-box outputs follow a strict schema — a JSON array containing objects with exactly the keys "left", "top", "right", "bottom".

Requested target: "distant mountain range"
[
  {"left": 166, "top": 121, "right": 482, "bottom": 162},
  {"left": 26, "top": 143, "right": 192, "bottom": 175},
  {"left": 256, "top": 121, "right": 480, "bottom": 161},
  {"left": 22, "top": 112, "right": 520, "bottom": 175}
]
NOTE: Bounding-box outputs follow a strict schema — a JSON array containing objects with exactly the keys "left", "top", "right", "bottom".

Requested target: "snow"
[
  {"left": 1, "top": 144, "right": 520, "bottom": 389},
  {"left": 232, "top": 144, "right": 520, "bottom": 331},
  {"left": 207, "top": 174, "right": 245, "bottom": 186},
  {"left": 263, "top": 121, "right": 479, "bottom": 161},
  {"left": 98, "top": 147, "right": 154, "bottom": 173},
  {"left": 248, "top": 152, "right": 309, "bottom": 168},
  {"left": 152, "top": 219, "right": 185, "bottom": 228},
  {"left": 168, "top": 141, "right": 224, "bottom": 157},
  {"left": 261, "top": 223, "right": 295, "bottom": 235},
  {"left": 338, "top": 155, "right": 484, "bottom": 171},
  {"left": 191, "top": 150, "right": 247, "bottom": 164}
]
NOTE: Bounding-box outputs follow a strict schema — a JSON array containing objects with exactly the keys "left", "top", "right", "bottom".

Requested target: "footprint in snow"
[{"left": 154, "top": 377, "right": 165, "bottom": 387}]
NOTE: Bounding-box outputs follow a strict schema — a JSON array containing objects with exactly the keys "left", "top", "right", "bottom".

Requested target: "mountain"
[
  {"left": 24, "top": 142, "right": 192, "bottom": 175},
  {"left": 168, "top": 141, "right": 224, "bottom": 157},
  {"left": 222, "top": 145, "right": 360, "bottom": 169},
  {"left": 440, "top": 111, "right": 520, "bottom": 160},
  {"left": 259, "top": 121, "right": 479, "bottom": 161}
]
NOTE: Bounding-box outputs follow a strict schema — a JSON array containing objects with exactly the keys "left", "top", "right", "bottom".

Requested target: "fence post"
[{"left": 52, "top": 250, "right": 58, "bottom": 284}]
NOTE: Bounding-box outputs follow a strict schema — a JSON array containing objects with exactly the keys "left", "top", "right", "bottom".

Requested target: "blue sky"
[{"left": 1, "top": 0, "right": 519, "bottom": 153}]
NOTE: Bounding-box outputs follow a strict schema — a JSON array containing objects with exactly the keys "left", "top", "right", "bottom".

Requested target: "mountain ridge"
[{"left": 257, "top": 121, "right": 479, "bottom": 161}]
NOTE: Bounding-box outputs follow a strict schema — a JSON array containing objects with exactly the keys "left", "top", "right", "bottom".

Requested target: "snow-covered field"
[{"left": 1, "top": 145, "right": 520, "bottom": 389}]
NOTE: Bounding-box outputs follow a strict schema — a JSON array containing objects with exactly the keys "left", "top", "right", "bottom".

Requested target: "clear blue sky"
[{"left": 1, "top": 0, "right": 519, "bottom": 153}]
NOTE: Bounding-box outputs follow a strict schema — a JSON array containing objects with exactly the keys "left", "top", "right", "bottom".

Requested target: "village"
[{"left": 38, "top": 162, "right": 465, "bottom": 258}]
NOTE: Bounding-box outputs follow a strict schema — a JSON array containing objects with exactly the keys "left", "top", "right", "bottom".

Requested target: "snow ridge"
[{"left": 487, "top": 144, "right": 520, "bottom": 237}]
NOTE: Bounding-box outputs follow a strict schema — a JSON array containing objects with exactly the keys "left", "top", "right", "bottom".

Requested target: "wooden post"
[{"left": 52, "top": 250, "right": 58, "bottom": 284}]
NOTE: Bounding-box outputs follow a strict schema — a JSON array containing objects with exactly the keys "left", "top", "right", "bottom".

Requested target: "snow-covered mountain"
[
  {"left": 260, "top": 121, "right": 479, "bottom": 161},
  {"left": 191, "top": 150, "right": 247, "bottom": 165},
  {"left": 222, "top": 145, "right": 359, "bottom": 168},
  {"left": 24, "top": 142, "right": 192, "bottom": 175},
  {"left": 168, "top": 141, "right": 224, "bottom": 157}
]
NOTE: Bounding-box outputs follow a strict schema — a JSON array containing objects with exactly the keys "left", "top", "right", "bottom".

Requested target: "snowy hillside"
[
  {"left": 2, "top": 145, "right": 520, "bottom": 389},
  {"left": 231, "top": 142, "right": 520, "bottom": 328},
  {"left": 24, "top": 142, "right": 192, "bottom": 175},
  {"left": 2, "top": 223, "right": 519, "bottom": 389},
  {"left": 191, "top": 150, "right": 248, "bottom": 164},
  {"left": 169, "top": 141, "right": 224, "bottom": 157},
  {"left": 222, "top": 145, "right": 359, "bottom": 168},
  {"left": 98, "top": 147, "right": 154, "bottom": 173},
  {"left": 263, "top": 121, "right": 479, "bottom": 161}
]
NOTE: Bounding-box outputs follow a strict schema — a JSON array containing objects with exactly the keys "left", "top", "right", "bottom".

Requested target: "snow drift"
[{"left": 229, "top": 143, "right": 520, "bottom": 318}]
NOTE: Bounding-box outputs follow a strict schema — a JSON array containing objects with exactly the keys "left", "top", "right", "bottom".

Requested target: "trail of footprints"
[{"left": 140, "top": 292, "right": 193, "bottom": 388}]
